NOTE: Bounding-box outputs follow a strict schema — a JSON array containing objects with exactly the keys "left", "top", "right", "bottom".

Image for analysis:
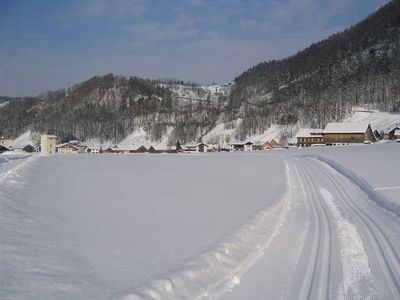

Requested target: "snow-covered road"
[{"left": 1, "top": 148, "right": 400, "bottom": 299}]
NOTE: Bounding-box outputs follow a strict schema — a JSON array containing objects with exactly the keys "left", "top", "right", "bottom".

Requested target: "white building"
[
  {"left": 230, "top": 142, "right": 253, "bottom": 151},
  {"left": 185, "top": 143, "right": 211, "bottom": 153},
  {"left": 41, "top": 135, "right": 57, "bottom": 154},
  {"left": 56, "top": 143, "right": 79, "bottom": 154},
  {"left": 89, "top": 147, "right": 100, "bottom": 154}
]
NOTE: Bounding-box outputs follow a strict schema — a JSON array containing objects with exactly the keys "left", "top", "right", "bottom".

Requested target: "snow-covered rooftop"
[
  {"left": 323, "top": 122, "right": 370, "bottom": 134},
  {"left": 295, "top": 128, "right": 323, "bottom": 138}
]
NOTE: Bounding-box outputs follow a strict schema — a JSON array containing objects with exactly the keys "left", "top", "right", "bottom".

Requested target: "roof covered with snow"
[
  {"left": 295, "top": 128, "right": 323, "bottom": 138},
  {"left": 323, "top": 122, "right": 370, "bottom": 134}
]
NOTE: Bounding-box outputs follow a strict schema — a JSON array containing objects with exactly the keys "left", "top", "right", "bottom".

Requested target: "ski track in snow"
[
  {"left": 1, "top": 152, "right": 400, "bottom": 299},
  {"left": 319, "top": 188, "right": 376, "bottom": 299}
]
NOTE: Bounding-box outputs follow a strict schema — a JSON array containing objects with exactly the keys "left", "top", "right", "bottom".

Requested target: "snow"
[
  {"left": 119, "top": 127, "right": 173, "bottom": 149},
  {"left": 319, "top": 188, "right": 376, "bottom": 299},
  {"left": 345, "top": 107, "right": 400, "bottom": 132},
  {"left": 0, "top": 101, "right": 9, "bottom": 108},
  {"left": 158, "top": 83, "right": 231, "bottom": 104},
  {"left": 323, "top": 122, "right": 370, "bottom": 133},
  {"left": 201, "top": 119, "right": 242, "bottom": 144},
  {"left": 84, "top": 127, "right": 174, "bottom": 150},
  {"left": 295, "top": 128, "right": 323, "bottom": 138},
  {"left": 246, "top": 125, "right": 283, "bottom": 144},
  {"left": 5, "top": 130, "right": 36, "bottom": 148},
  {"left": 1, "top": 144, "right": 400, "bottom": 299},
  {"left": 0, "top": 153, "right": 286, "bottom": 299}
]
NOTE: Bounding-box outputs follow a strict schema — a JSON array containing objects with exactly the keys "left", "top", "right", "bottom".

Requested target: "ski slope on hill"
[{"left": 1, "top": 145, "right": 400, "bottom": 299}]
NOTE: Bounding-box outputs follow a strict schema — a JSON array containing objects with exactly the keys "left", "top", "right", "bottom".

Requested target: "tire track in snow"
[
  {"left": 120, "top": 162, "right": 296, "bottom": 300},
  {"left": 309, "top": 157, "right": 400, "bottom": 299}
]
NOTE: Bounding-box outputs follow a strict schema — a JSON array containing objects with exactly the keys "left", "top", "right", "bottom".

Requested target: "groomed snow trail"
[
  {"left": 224, "top": 156, "right": 400, "bottom": 299},
  {"left": 289, "top": 157, "right": 400, "bottom": 300},
  {"left": 2, "top": 153, "right": 400, "bottom": 299}
]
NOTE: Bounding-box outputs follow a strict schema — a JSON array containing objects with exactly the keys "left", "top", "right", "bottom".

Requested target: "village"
[{"left": 1, "top": 121, "right": 399, "bottom": 155}]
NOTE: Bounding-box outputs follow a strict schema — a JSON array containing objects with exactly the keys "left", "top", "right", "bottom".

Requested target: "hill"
[{"left": 1, "top": 1, "right": 400, "bottom": 145}]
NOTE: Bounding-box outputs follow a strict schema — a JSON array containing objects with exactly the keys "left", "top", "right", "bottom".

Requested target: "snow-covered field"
[{"left": 1, "top": 144, "right": 400, "bottom": 299}]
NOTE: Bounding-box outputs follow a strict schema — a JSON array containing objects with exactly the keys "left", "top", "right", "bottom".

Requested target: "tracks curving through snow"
[
  {"left": 226, "top": 156, "right": 400, "bottom": 300},
  {"left": 122, "top": 156, "right": 400, "bottom": 300},
  {"left": 287, "top": 156, "right": 400, "bottom": 300}
]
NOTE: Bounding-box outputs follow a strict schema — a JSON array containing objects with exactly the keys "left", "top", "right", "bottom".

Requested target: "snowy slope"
[
  {"left": 159, "top": 83, "right": 231, "bottom": 103},
  {"left": 5, "top": 131, "right": 37, "bottom": 148},
  {"left": 344, "top": 107, "right": 400, "bottom": 131}
]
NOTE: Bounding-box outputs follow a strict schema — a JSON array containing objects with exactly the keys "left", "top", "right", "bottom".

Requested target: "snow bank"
[
  {"left": 0, "top": 154, "right": 286, "bottom": 299},
  {"left": 121, "top": 162, "right": 293, "bottom": 300},
  {"left": 312, "top": 155, "right": 400, "bottom": 218}
]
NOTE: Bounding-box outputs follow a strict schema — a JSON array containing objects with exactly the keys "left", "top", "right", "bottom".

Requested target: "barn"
[{"left": 323, "top": 122, "right": 376, "bottom": 145}]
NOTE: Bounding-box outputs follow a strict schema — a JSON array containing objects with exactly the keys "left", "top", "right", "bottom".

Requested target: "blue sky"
[{"left": 0, "top": 0, "right": 390, "bottom": 96}]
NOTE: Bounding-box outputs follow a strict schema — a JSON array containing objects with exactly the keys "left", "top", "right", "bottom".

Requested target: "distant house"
[
  {"left": 56, "top": 143, "right": 79, "bottom": 154},
  {"left": 383, "top": 125, "right": 400, "bottom": 140},
  {"left": 131, "top": 146, "right": 148, "bottom": 153},
  {"left": 230, "top": 142, "right": 253, "bottom": 151},
  {"left": 148, "top": 146, "right": 161, "bottom": 153},
  {"left": 323, "top": 122, "right": 376, "bottom": 144},
  {"left": 255, "top": 141, "right": 272, "bottom": 150},
  {"left": 41, "top": 135, "right": 57, "bottom": 154},
  {"left": 269, "top": 139, "right": 279, "bottom": 148},
  {"left": 185, "top": 143, "right": 210, "bottom": 153},
  {"left": 296, "top": 128, "right": 324, "bottom": 147},
  {"left": 88, "top": 147, "right": 100, "bottom": 154},
  {"left": 220, "top": 144, "right": 234, "bottom": 152}
]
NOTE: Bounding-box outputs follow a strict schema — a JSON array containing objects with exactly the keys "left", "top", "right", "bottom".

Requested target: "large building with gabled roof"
[{"left": 323, "top": 122, "right": 376, "bottom": 144}]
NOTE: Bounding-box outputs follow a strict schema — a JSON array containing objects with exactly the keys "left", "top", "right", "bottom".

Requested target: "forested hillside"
[
  {"left": 1, "top": 1, "right": 399, "bottom": 145},
  {"left": 230, "top": 0, "right": 400, "bottom": 134}
]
